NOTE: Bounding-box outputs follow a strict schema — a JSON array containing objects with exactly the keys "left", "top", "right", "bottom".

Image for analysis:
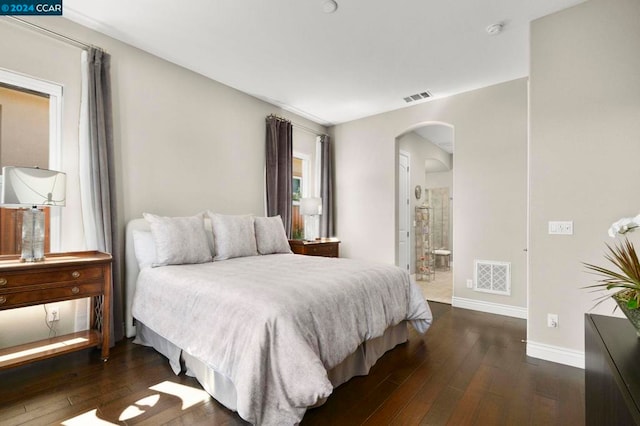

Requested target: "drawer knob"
[
  {"left": 0, "top": 278, "right": 6, "bottom": 286},
  {"left": 0, "top": 296, "right": 5, "bottom": 304},
  {"left": 72, "top": 271, "right": 81, "bottom": 279},
  {"left": 71, "top": 286, "right": 80, "bottom": 294}
]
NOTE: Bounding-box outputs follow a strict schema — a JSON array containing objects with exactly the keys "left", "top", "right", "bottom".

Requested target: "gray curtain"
[
  {"left": 80, "top": 48, "right": 123, "bottom": 345},
  {"left": 319, "top": 135, "right": 334, "bottom": 237},
  {"left": 265, "top": 115, "right": 293, "bottom": 237}
]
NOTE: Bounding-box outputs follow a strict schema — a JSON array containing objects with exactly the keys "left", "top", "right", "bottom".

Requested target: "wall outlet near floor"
[
  {"left": 466, "top": 279, "right": 473, "bottom": 289},
  {"left": 547, "top": 313, "right": 558, "bottom": 328},
  {"left": 48, "top": 306, "right": 60, "bottom": 322}
]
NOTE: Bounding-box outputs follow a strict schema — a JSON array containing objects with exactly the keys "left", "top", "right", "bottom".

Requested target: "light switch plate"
[{"left": 548, "top": 221, "right": 573, "bottom": 235}]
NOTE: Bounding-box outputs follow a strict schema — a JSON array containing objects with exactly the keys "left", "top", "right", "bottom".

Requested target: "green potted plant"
[{"left": 584, "top": 214, "right": 640, "bottom": 334}]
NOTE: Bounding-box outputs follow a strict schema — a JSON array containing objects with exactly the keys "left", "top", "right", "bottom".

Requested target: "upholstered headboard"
[{"left": 124, "top": 218, "right": 150, "bottom": 337}]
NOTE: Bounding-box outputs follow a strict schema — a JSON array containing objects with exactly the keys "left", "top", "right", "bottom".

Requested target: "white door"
[{"left": 398, "top": 151, "right": 410, "bottom": 272}]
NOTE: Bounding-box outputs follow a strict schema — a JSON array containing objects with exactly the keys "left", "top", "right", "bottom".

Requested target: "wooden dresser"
[
  {"left": 585, "top": 313, "right": 640, "bottom": 425},
  {"left": 0, "top": 251, "right": 112, "bottom": 369},
  {"left": 289, "top": 238, "right": 340, "bottom": 258}
]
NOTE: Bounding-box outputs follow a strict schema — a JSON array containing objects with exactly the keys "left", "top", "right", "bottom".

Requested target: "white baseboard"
[
  {"left": 451, "top": 296, "right": 527, "bottom": 319},
  {"left": 526, "top": 340, "right": 585, "bottom": 369},
  {"left": 450, "top": 297, "right": 584, "bottom": 368}
]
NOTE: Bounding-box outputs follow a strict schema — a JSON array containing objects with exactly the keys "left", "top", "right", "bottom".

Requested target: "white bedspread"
[{"left": 132, "top": 253, "right": 432, "bottom": 425}]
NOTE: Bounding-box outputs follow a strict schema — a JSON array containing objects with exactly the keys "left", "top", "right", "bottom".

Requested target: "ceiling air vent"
[{"left": 403, "top": 91, "right": 432, "bottom": 103}]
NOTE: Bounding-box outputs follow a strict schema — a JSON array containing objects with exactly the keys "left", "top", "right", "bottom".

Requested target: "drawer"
[
  {"left": 0, "top": 266, "right": 103, "bottom": 289},
  {"left": 0, "top": 282, "right": 103, "bottom": 309},
  {"left": 306, "top": 244, "right": 338, "bottom": 257},
  {"left": 290, "top": 245, "right": 305, "bottom": 255}
]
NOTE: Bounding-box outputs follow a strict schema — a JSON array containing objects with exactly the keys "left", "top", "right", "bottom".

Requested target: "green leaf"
[
  {"left": 582, "top": 238, "right": 640, "bottom": 294},
  {"left": 628, "top": 299, "right": 638, "bottom": 309}
]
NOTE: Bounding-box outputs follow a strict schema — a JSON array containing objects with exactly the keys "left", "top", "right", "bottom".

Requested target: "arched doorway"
[{"left": 396, "top": 122, "right": 454, "bottom": 303}]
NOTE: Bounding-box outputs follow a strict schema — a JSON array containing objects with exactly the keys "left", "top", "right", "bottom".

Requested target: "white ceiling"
[{"left": 63, "top": 0, "right": 584, "bottom": 126}]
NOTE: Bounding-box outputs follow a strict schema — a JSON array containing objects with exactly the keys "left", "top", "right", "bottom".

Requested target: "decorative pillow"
[
  {"left": 203, "top": 214, "right": 215, "bottom": 256},
  {"left": 254, "top": 216, "right": 292, "bottom": 255},
  {"left": 207, "top": 212, "right": 258, "bottom": 260},
  {"left": 143, "top": 212, "right": 212, "bottom": 267},
  {"left": 132, "top": 230, "right": 156, "bottom": 269}
]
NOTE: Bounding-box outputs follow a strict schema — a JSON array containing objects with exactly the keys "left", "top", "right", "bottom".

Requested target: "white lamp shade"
[
  {"left": 300, "top": 197, "right": 322, "bottom": 216},
  {"left": 1, "top": 166, "right": 66, "bottom": 207}
]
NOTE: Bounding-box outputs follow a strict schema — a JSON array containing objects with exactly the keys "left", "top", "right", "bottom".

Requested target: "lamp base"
[
  {"left": 304, "top": 215, "right": 319, "bottom": 241},
  {"left": 20, "top": 256, "right": 46, "bottom": 263},
  {"left": 21, "top": 208, "right": 45, "bottom": 262}
]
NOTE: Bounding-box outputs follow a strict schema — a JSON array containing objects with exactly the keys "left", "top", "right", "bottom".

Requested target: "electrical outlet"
[
  {"left": 48, "top": 306, "right": 60, "bottom": 322},
  {"left": 466, "top": 279, "right": 473, "bottom": 289},
  {"left": 547, "top": 313, "right": 558, "bottom": 328}
]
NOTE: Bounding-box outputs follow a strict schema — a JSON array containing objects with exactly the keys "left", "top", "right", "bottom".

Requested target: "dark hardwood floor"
[{"left": 0, "top": 303, "right": 585, "bottom": 425}]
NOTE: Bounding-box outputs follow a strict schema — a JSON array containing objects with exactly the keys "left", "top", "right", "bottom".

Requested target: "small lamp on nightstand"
[
  {"left": 300, "top": 197, "right": 322, "bottom": 241},
  {"left": 1, "top": 166, "right": 66, "bottom": 262}
]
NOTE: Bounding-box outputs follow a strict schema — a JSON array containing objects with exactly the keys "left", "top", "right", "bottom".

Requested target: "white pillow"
[
  {"left": 254, "top": 216, "right": 292, "bottom": 255},
  {"left": 143, "top": 212, "right": 213, "bottom": 266},
  {"left": 132, "top": 230, "right": 156, "bottom": 269},
  {"left": 208, "top": 212, "right": 258, "bottom": 260}
]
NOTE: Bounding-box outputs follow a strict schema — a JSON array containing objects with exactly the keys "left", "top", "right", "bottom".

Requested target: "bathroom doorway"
[
  {"left": 396, "top": 122, "right": 454, "bottom": 304},
  {"left": 422, "top": 186, "right": 453, "bottom": 304}
]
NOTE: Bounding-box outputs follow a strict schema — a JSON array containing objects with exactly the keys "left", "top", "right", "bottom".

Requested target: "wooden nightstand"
[
  {"left": 0, "top": 251, "right": 112, "bottom": 369},
  {"left": 289, "top": 238, "right": 340, "bottom": 258}
]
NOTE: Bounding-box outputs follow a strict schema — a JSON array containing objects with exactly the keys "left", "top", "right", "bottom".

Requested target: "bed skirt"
[{"left": 134, "top": 320, "right": 409, "bottom": 413}]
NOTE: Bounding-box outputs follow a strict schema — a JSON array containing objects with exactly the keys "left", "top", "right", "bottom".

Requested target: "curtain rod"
[
  {"left": 5, "top": 16, "right": 96, "bottom": 50},
  {"left": 267, "top": 114, "right": 328, "bottom": 137}
]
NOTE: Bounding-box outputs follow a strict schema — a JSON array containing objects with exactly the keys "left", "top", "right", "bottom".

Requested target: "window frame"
[
  {"left": 0, "top": 68, "right": 63, "bottom": 251},
  {"left": 293, "top": 151, "right": 310, "bottom": 199}
]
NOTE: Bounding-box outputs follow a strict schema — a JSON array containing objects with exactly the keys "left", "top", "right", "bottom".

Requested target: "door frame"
[{"left": 398, "top": 150, "right": 411, "bottom": 272}]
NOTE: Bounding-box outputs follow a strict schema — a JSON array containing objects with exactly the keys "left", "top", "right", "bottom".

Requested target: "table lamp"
[
  {"left": 1, "top": 166, "right": 66, "bottom": 262},
  {"left": 300, "top": 197, "right": 322, "bottom": 240}
]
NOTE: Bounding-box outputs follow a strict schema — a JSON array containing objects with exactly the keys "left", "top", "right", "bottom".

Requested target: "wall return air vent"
[
  {"left": 474, "top": 260, "right": 511, "bottom": 296},
  {"left": 403, "top": 91, "right": 432, "bottom": 103}
]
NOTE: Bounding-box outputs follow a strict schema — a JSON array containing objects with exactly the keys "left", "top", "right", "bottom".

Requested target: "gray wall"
[
  {"left": 529, "top": 0, "right": 640, "bottom": 356},
  {"left": 332, "top": 78, "right": 528, "bottom": 310},
  {"left": 0, "top": 16, "right": 326, "bottom": 347}
]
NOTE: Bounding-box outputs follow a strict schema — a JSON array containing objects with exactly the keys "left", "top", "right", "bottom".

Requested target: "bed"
[{"left": 125, "top": 214, "right": 432, "bottom": 425}]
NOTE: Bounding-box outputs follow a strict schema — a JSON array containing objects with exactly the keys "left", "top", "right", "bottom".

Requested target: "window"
[
  {"left": 0, "top": 70, "right": 63, "bottom": 254},
  {"left": 292, "top": 176, "right": 302, "bottom": 203},
  {"left": 291, "top": 128, "right": 318, "bottom": 240},
  {"left": 292, "top": 154, "right": 309, "bottom": 239}
]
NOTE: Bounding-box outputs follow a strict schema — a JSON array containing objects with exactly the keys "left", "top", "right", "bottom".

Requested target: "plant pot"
[{"left": 612, "top": 291, "right": 640, "bottom": 337}]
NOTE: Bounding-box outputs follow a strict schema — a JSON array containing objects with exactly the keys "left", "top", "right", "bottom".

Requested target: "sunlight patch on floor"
[
  {"left": 62, "top": 409, "right": 117, "bottom": 425},
  {"left": 119, "top": 394, "right": 160, "bottom": 421},
  {"left": 150, "top": 380, "right": 211, "bottom": 410},
  {"left": 62, "top": 380, "right": 211, "bottom": 424},
  {"left": 0, "top": 337, "right": 88, "bottom": 363}
]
